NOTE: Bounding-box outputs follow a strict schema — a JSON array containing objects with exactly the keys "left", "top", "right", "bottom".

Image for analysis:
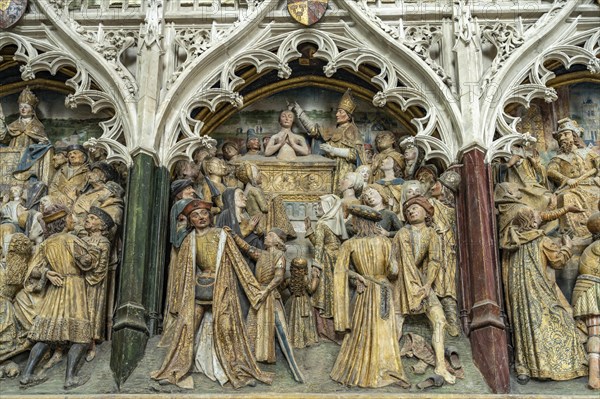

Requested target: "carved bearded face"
[{"left": 557, "top": 130, "right": 575, "bottom": 153}]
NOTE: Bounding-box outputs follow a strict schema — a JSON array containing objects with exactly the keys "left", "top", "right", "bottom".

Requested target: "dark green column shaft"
[
  {"left": 143, "top": 166, "right": 170, "bottom": 335},
  {"left": 110, "top": 152, "right": 168, "bottom": 387}
]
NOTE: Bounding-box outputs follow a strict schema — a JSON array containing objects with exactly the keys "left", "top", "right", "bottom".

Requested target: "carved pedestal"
[{"left": 236, "top": 154, "right": 336, "bottom": 201}]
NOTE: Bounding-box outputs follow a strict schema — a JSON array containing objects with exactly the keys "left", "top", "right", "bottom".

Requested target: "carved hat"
[
  {"left": 90, "top": 161, "right": 118, "bottom": 182},
  {"left": 439, "top": 169, "right": 461, "bottom": 193},
  {"left": 291, "top": 257, "right": 308, "bottom": 269},
  {"left": 246, "top": 128, "right": 259, "bottom": 141},
  {"left": 415, "top": 164, "right": 439, "bottom": 179},
  {"left": 403, "top": 195, "right": 434, "bottom": 217},
  {"left": 347, "top": 204, "right": 382, "bottom": 222},
  {"left": 337, "top": 89, "right": 356, "bottom": 115},
  {"left": 221, "top": 141, "right": 239, "bottom": 152},
  {"left": 587, "top": 211, "right": 600, "bottom": 235},
  {"left": 269, "top": 227, "right": 288, "bottom": 242},
  {"left": 235, "top": 161, "right": 259, "bottom": 185},
  {"left": 399, "top": 136, "right": 416, "bottom": 150},
  {"left": 170, "top": 178, "right": 194, "bottom": 197},
  {"left": 67, "top": 144, "right": 88, "bottom": 160},
  {"left": 182, "top": 199, "right": 212, "bottom": 217},
  {"left": 42, "top": 204, "right": 68, "bottom": 224},
  {"left": 18, "top": 86, "right": 39, "bottom": 108},
  {"left": 89, "top": 206, "right": 115, "bottom": 230},
  {"left": 553, "top": 117, "right": 583, "bottom": 139},
  {"left": 53, "top": 142, "right": 68, "bottom": 154}
]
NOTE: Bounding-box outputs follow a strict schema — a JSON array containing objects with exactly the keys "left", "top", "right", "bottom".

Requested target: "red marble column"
[{"left": 456, "top": 147, "right": 510, "bottom": 394}]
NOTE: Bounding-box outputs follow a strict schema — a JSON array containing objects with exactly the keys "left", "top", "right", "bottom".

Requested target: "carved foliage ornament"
[
  {"left": 166, "top": 29, "right": 455, "bottom": 169},
  {"left": 40, "top": 0, "right": 139, "bottom": 97},
  {"left": 0, "top": 32, "right": 132, "bottom": 166},
  {"left": 486, "top": 28, "right": 600, "bottom": 163}
]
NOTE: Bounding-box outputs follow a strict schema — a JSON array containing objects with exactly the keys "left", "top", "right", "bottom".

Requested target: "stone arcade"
[{"left": 0, "top": 0, "right": 599, "bottom": 397}]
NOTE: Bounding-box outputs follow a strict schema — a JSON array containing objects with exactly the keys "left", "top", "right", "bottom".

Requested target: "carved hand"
[
  {"left": 47, "top": 271, "right": 64, "bottom": 287},
  {"left": 304, "top": 216, "right": 311, "bottom": 231},
  {"left": 320, "top": 143, "right": 333, "bottom": 154},
  {"left": 375, "top": 225, "right": 389, "bottom": 237},
  {"left": 565, "top": 204, "right": 584, "bottom": 213}
]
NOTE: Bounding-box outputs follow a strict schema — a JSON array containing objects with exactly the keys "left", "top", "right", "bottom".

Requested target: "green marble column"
[
  {"left": 143, "top": 166, "right": 170, "bottom": 335},
  {"left": 110, "top": 152, "right": 169, "bottom": 387}
]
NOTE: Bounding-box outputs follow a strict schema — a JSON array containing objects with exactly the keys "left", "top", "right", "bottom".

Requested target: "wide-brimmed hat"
[{"left": 403, "top": 195, "right": 434, "bottom": 217}]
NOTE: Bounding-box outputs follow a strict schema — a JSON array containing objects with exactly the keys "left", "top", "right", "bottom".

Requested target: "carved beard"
[{"left": 559, "top": 140, "right": 574, "bottom": 154}]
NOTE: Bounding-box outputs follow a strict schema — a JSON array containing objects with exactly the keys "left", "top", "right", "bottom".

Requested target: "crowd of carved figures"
[
  {"left": 493, "top": 117, "right": 600, "bottom": 389},
  {"left": 158, "top": 89, "right": 466, "bottom": 390},
  {"left": 0, "top": 86, "right": 598, "bottom": 392},
  {"left": 0, "top": 88, "right": 125, "bottom": 388}
]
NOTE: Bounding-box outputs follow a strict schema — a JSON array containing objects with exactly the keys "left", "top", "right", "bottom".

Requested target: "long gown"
[
  {"left": 331, "top": 235, "right": 409, "bottom": 388},
  {"left": 504, "top": 230, "right": 587, "bottom": 380}
]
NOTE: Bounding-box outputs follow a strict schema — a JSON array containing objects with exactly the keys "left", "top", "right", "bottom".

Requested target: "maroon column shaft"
[{"left": 456, "top": 147, "right": 510, "bottom": 394}]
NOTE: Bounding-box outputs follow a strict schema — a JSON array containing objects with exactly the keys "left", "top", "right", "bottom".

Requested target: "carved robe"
[
  {"left": 502, "top": 229, "right": 587, "bottom": 380},
  {"left": 27, "top": 232, "right": 98, "bottom": 344},
  {"left": 151, "top": 229, "right": 273, "bottom": 389},
  {"left": 331, "top": 235, "right": 409, "bottom": 388},
  {"left": 82, "top": 234, "right": 111, "bottom": 341},
  {"left": 48, "top": 164, "right": 90, "bottom": 207}
]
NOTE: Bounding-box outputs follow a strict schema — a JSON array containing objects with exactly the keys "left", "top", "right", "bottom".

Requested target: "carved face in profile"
[
  {"left": 189, "top": 208, "right": 211, "bottom": 230},
  {"left": 375, "top": 132, "right": 395, "bottom": 152},
  {"left": 206, "top": 158, "right": 228, "bottom": 177},
  {"left": 264, "top": 230, "right": 284, "bottom": 249},
  {"left": 406, "top": 203, "right": 427, "bottom": 225},
  {"left": 177, "top": 185, "right": 196, "bottom": 200},
  {"left": 279, "top": 111, "right": 295, "bottom": 129},
  {"left": 222, "top": 143, "right": 239, "bottom": 161},
  {"left": 88, "top": 168, "right": 106, "bottom": 185},
  {"left": 52, "top": 152, "right": 68, "bottom": 169},
  {"left": 9, "top": 185, "right": 23, "bottom": 200},
  {"left": 234, "top": 189, "right": 247, "bottom": 210},
  {"left": 251, "top": 165, "right": 262, "bottom": 185},
  {"left": 335, "top": 109, "right": 350, "bottom": 124},
  {"left": 18, "top": 103, "right": 33, "bottom": 118}
]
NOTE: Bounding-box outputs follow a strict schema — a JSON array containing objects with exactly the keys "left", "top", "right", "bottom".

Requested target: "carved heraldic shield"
[
  {"left": 0, "top": 0, "right": 27, "bottom": 29},
  {"left": 287, "top": 0, "right": 327, "bottom": 26}
]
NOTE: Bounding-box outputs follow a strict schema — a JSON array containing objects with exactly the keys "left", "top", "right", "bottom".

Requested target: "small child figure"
[{"left": 285, "top": 257, "right": 320, "bottom": 349}]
